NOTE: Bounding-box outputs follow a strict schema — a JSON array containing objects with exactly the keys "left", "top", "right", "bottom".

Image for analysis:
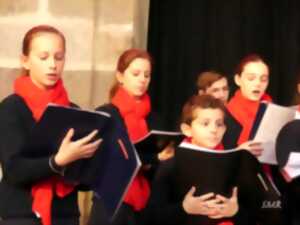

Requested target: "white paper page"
[
  {"left": 254, "top": 103, "right": 296, "bottom": 165},
  {"left": 283, "top": 152, "right": 300, "bottom": 180}
]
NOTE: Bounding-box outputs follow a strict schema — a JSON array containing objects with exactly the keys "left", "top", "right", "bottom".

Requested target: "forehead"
[
  {"left": 29, "top": 32, "right": 64, "bottom": 51},
  {"left": 193, "top": 107, "right": 224, "bottom": 120},
  {"left": 242, "top": 61, "right": 269, "bottom": 75},
  {"left": 209, "top": 77, "right": 228, "bottom": 88},
  {"left": 127, "top": 58, "right": 151, "bottom": 70}
]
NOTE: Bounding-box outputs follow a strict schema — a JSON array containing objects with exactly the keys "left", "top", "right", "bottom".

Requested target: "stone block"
[
  {"left": 49, "top": 0, "right": 94, "bottom": 19},
  {"left": 93, "top": 28, "right": 133, "bottom": 71},
  {"left": 0, "top": 68, "right": 20, "bottom": 101},
  {"left": 0, "top": 0, "right": 38, "bottom": 15},
  {"left": 63, "top": 71, "right": 93, "bottom": 109},
  {"left": 90, "top": 70, "right": 115, "bottom": 108},
  {"left": 96, "top": 0, "right": 135, "bottom": 25}
]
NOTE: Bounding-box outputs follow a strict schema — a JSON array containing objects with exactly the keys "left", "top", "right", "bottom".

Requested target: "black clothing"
[
  {"left": 0, "top": 94, "right": 81, "bottom": 223},
  {"left": 222, "top": 109, "right": 242, "bottom": 149}
]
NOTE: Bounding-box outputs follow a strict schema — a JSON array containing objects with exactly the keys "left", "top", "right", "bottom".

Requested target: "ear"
[
  {"left": 198, "top": 89, "right": 204, "bottom": 96},
  {"left": 116, "top": 71, "right": 123, "bottom": 84},
  {"left": 180, "top": 123, "right": 192, "bottom": 137},
  {"left": 234, "top": 74, "right": 241, "bottom": 87},
  {"left": 20, "top": 54, "right": 30, "bottom": 70},
  {"left": 297, "top": 83, "right": 300, "bottom": 95}
]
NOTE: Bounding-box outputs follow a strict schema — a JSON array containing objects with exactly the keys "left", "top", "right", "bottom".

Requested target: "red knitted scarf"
[
  {"left": 14, "top": 75, "right": 73, "bottom": 225},
  {"left": 112, "top": 87, "right": 151, "bottom": 211},
  {"left": 227, "top": 90, "right": 272, "bottom": 145}
]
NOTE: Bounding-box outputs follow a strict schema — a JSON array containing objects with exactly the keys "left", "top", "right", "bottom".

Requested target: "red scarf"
[
  {"left": 227, "top": 89, "right": 273, "bottom": 178},
  {"left": 112, "top": 87, "right": 151, "bottom": 211},
  {"left": 227, "top": 90, "right": 272, "bottom": 145},
  {"left": 14, "top": 75, "right": 74, "bottom": 225}
]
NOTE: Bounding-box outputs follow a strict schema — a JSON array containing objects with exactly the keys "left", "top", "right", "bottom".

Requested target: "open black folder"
[
  {"left": 134, "top": 130, "right": 184, "bottom": 153},
  {"left": 174, "top": 143, "right": 269, "bottom": 210},
  {"left": 26, "top": 104, "right": 141, "bottom": 220}
]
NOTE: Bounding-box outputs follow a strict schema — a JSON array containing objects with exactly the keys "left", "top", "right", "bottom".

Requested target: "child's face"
[
  {"left": 205, "top": 77, "right": 229, "bottom": 103},
  {"left": 21, "top": 32, "right": 65, "bottom": 90},
  {"left": 117, "top": 58, "right": 151, "bottom": 98},
  {"left": 182, "top": 107, "right": 226, "bottom": 149},
  {"left": 235, "top": 61, "right": 269, "bottom": 101}
]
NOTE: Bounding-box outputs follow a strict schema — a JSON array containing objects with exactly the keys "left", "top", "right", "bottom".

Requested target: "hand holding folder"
[{"left": 27, "top": 104, "right": 141, "bottom": 220}]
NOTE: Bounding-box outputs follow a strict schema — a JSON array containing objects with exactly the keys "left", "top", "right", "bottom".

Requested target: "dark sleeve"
[
  {"left": 146, "top": 159, "right": 186, "bottom": 225},
  {"left": 222, "top": 109, "right": 242, "bottom": 149},
  {"left": 141, "top": 111, "right": 167, "bottom": 166},
  {"left": 0, "top": 96, "right": 57, "bottom": 186}
]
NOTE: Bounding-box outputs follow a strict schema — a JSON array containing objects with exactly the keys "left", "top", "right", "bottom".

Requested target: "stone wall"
[{"left": 0, "top": 0, "right": 150, "bottom": 224}]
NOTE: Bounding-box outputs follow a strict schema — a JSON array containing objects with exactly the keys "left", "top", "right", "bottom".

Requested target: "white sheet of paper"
[
  {"left": 283, "top": 152, "right": 300, "bottom": 180},
  {"left": 254, "top": 103, "right": 296, "bottom": 165}
]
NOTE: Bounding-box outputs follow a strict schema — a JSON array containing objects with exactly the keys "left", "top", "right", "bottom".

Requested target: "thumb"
[
  {"left": 232, "top": 187, "right": 238, "bottom": 198},
  {"left": 186, "top": 186, "right": 196, "bottom": 197}
]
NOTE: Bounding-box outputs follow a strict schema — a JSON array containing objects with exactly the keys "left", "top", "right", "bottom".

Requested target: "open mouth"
[
  {"left": 47, "top": 73, "right": 58, "bottom": 80},
  {"left": 252, "top": 90, "right": 261, "bottom": 95}
]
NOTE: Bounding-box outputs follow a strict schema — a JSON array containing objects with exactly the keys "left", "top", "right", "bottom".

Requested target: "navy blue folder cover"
[
  {"left": 27, "top": 104, "right": 141, "bottom": 220},
  {"left": 249, "top": 102, "right": 267, "bottom": 140}
]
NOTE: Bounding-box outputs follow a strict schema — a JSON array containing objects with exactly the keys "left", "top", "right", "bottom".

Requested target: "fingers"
[
  {"left": 215, "top": 194, "right": 228, "bottom": 203},
  {"left": 232, "top": 187, "right": 238, "bottom": 198},
  {"left": 79, "top": 139, "right": 102, "bottom": 158},
  {"left": 76, "top": 129, "right": 99, "bottom": 145},
  {"left": 198, "top": 192, "right": 215, "bottom": 201},
  {"left": 62, "top": 128, "right": 75, "bottom": 144},
  {"left": 81, "top": 138, "right": 102, "bottom": 150},
  {"left": 186, "top": 186, "right": 196, "bottom": 197}
]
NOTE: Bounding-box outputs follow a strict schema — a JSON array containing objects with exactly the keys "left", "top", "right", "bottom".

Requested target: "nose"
[
  {"left": 140, "top": 74, "right": 148, "bottom": 83},
  {"left": 254, "top": 77, "right": 263, "bottom": 86},
  {"left": 48, "top": 57, "right": 57, "bottom": 70},
  {"left": 209, "top": 124, "right": 218, "bottom": 133}
]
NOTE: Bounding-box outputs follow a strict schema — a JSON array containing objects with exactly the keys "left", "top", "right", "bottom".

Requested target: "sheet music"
[
  {"left": 283, "top": 152, "right": 300, "bottom": 181},
  {"left": 253, "top": 103, "right": 296, "bottom": 164}
]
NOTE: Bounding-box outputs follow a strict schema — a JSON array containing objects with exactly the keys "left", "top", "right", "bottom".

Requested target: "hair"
[
  {"left": 291, "top": 70, "right": 300, "bottom": 105},
  {"left": 180, "top": 94, "right": 226, "bottom": 125},
  {"left": 109, "top": 48, "right": 153, "bottom": 99},
  {"left": 196, "top": 71, "right": 226, "bottom": 92},
  {"left": 22, "top": 25, "right": 66, "bottom": 56},
  {"left": 235, "top": 54, "right": 267, "bottom": 76}
]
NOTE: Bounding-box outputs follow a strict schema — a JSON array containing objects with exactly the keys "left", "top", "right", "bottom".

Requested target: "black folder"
[
  {"left": 173, "top": 143, "right": 281, "bottom": 225},
  {"left": 174, "top": 143, "right": 266, "bottom": 207},
  {"left": 27, "top": 104, "right": 141, "bottom": 220},
  {"left": 134, "top": 130, "right": 184, "bottom": 153}
]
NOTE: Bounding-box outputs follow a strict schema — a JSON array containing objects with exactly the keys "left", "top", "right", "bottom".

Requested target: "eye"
[
  {"left": 211, "top": 88, "right": 219, "bottom": 93},
  {"left": 200, "top": 121, "right": 209, "bottom": 126},
  {"left": 131, "top": 70, "right": 140, "bottom": 76},
  {"left": 246, "top": 74, "right": 256, "bottom": 81},
  {"left": 260, "top": 75, "right": 269, "bottom": 82},
  {"left": 39, "top": 53, "right": 49, "bottom": 60},
  {"left": 55, "top": 53, "right": 65, "bottom": 61},
  {"left": 144, "top": 72, "right": 151, "bottom": 78},
  {"left": 217, "top": 121, "right": 225, "bottom": 127},
  {"left": 223, "top": 86, "right": 229, "bottom": 91}
]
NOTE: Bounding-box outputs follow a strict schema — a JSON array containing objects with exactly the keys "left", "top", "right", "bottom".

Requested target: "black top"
[{"left": 0, "top": 94, "right": 82, "bottom": 219}]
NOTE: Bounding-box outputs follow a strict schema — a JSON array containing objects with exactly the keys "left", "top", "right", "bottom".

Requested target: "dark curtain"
[{"left": 147, "top": 0, "right": 300, "bottom": 130}]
